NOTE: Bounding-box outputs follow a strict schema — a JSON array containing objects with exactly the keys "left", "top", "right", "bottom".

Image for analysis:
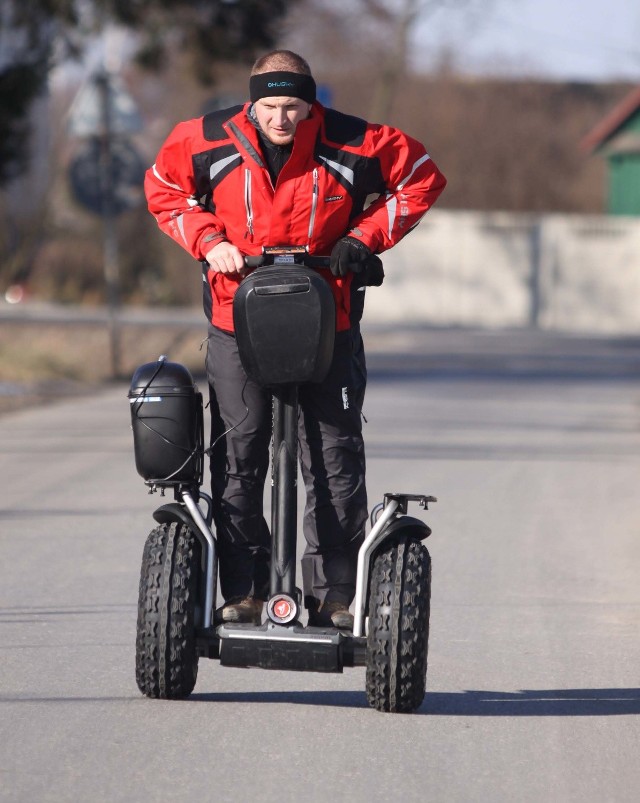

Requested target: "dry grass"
[{"left": 0, "top": 321, "right": 208, "bottom": 415}]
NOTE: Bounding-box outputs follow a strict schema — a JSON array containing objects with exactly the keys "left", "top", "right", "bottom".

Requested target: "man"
[{"left": 145, "top": 50, "right": 446, "bottom": 629}]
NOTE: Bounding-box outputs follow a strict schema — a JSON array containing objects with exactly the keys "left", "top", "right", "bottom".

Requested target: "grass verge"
[{"left": 0, "top": 321, "right": 208, "bottom": 415}]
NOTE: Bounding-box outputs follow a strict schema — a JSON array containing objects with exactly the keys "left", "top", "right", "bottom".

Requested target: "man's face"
[{"left": 253, "top": 96, "right": 311, "bottom": 145}]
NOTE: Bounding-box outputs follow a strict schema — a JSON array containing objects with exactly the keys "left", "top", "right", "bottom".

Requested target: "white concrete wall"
[{"left": 365, "top": 209, "right": 640, "bottom": 334}]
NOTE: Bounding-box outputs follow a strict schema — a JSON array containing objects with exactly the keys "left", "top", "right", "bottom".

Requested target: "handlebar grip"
[
  {"left": 304, "top": 256, "right": 331, "bottom": 269},
  {"left": 244, "top": 255, "right": 265, "bottom": 268}
]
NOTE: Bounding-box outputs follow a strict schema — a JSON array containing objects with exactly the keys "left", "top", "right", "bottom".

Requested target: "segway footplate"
[{"left": 217, "top": 623, "right": 366, "bottom": 673}]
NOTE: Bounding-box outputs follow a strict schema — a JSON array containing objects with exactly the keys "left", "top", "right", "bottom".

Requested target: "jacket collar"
[{"left": 226, "top": 102, "right": 324, "bottom": 165}]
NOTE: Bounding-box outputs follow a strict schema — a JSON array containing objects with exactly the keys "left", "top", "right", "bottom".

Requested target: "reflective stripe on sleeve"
[
  {"left": 396, "top": 153, "right": 431, "bottom": 191},
  {"left": 152, "top": 164, "right": 185, "bottom": 192},
  {"left": 386, "top": 194, "right": 397, "bottom": 240}
]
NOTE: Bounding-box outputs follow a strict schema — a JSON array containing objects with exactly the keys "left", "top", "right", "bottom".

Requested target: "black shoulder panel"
[
  {"left": 192, "top": 142, "right": 241, "bottom": 199},
  {"left": 203, "top": 105, "right": 244, "bottom": 141},
  {"left": 323, "top": 108, "right": 367, "bottom": 147}
]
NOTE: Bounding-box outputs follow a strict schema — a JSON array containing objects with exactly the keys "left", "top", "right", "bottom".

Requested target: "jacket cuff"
[
  {"left": 199, "top": 230, "right": 226, "bottom": 258},
  {"left": 347, "top": 227, "right": 380, "bottom": 254}
]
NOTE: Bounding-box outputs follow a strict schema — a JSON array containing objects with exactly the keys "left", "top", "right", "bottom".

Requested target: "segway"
[{"left": 130, "top": 248, "right": 436, "bottom": 713}]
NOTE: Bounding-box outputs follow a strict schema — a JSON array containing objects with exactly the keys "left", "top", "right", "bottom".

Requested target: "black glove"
[
  {"left": 330, "top": 236, "right": 372, "bottom": 277},
  {"left": 359, "top": 253, "right": 385, "bottom": 287}
]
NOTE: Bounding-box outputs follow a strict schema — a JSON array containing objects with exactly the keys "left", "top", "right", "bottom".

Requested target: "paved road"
[{"left": 1, "top": 330, "right": 639, "bottom": 802}]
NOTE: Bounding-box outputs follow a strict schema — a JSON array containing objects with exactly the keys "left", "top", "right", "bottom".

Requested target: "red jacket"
[{"left": 145, "top": 102, "right": 446, "bottom": 332}]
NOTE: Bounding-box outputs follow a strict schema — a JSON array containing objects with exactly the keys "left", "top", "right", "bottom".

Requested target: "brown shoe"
[
  {"left": 215, "top": 596, "right": 263, "bottom": 625},
  {"left": 308, "top": 601, "right": 354, "bottom": 631}
]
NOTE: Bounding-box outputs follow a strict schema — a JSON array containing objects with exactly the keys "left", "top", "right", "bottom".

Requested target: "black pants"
[{"left": 206, "top": 325, "right": 368, "bottom": 609}]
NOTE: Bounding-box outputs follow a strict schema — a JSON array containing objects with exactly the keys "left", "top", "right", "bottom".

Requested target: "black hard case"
[
  {"left": 128, "top": 359, "right": 203, "bottom": 486},
  {"left": 232, "top": 265, "right": 336, "bottom": 386}
]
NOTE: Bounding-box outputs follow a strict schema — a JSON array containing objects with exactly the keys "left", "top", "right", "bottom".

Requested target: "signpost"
[
  {"left": 69, "top": 138, "right": 145, "bottom": 216},
  {"left": 68, "top": 71, "right": 144, "bottom": 378}
]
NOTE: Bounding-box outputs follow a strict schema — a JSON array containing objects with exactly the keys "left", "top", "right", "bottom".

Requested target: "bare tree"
[{"left": 282, "top": 0, "right": 491, "bottom": 121}]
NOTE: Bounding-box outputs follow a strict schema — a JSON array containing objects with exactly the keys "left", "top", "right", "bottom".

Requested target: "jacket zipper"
[
  {"left": 307, "top": 168, "right": 318, "bottom": 243},
  {"left": 244, "top": 168, "right": 254, "bottom": 239}
]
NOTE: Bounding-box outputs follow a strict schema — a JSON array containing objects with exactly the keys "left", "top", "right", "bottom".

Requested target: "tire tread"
[
  {"left": 366, "top": 537, "right": 431, "bottom": 713},
  {"left": 135, "top": 522, "right": 200, "bottom": 699}
]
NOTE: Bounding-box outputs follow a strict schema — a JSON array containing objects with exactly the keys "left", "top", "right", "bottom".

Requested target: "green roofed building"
[{"left": 582, "top": 86, "right": 640, "bottom": 216}]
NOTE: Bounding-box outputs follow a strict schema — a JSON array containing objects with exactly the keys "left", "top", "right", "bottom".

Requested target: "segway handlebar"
[
  {"left": 203, "top": 247, "right": 383, "bottom": 285},
  {"left": 243, "top": 253, "right": 331, "bottom": 269},
  {"left": 243, "top": 250, "right": 385, "bottom": 287}
]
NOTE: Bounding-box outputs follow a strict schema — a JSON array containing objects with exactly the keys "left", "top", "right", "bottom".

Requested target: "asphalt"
[{"left": 1, "top": 329, "right": 639, "bottom": 802}]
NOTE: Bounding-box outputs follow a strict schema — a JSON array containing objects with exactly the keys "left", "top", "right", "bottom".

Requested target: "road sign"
[
  {"left": 68, "top": 137, "right": 146, "bottom": 216},
  {"left": 69, "top": 73, "right": 143, "bottom": 137},
  {"left": 316, "top": 83, "right": 334, "bottom": 108}
]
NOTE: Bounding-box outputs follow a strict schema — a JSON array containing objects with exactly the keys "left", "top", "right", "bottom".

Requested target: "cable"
[
  {"left": 204, "top": 375, "right": 251, "bottom": 458},
  {"left": 131, "top": 355, "right": 254, "bottom": 487}
]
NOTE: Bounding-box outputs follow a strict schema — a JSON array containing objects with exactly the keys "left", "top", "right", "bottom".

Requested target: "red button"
[{"left": 274, "top": 599, "right": 291, "bottom": 618}]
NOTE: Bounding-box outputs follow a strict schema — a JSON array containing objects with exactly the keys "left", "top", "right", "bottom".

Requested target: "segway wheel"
[
  {"left": 365, "top": 537, "right": 431, "bottom": 713},
  {"left": 135, "top": 522, "right": 201, "bottom": 699}
]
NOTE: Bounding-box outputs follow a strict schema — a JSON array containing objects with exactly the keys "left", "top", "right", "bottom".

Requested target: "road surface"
[{"left": 1, "top": 328, "right": 639, "bottom": 802}]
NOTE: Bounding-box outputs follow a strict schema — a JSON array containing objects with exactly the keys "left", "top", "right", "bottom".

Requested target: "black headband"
[{"left": 249, "top": 71, "right": 316, "bottom": 104}]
